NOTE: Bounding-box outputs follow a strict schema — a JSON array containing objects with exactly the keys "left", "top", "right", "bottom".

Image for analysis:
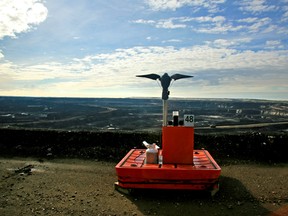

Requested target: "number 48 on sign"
[{"left": 184, "top": 114, "right": 194, "bottom": 127}]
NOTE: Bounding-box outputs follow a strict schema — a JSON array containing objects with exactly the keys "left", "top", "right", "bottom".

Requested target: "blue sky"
[{"left": 0, "top": 0, "right": 287, "bottom": 100}]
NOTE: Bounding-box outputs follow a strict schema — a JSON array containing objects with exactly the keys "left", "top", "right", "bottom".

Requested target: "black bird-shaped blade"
[
  {"left": 136, "top": 74, "right": 160, "bottom": 80},
  {"left": 171, "top": 74, "right": 193, "bottom": 80},
  {"left": 136, "top": 73, "right": 193, "bottom": 100}
]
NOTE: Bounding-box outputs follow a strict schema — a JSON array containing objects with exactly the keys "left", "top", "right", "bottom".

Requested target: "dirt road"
[{"left": 0, "top": 158, "right": 287, "bottom": 216}]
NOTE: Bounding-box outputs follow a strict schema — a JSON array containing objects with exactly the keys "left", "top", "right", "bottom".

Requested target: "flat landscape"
[{"left": 0, "top": 96, "right": 287, "bottom": 133}]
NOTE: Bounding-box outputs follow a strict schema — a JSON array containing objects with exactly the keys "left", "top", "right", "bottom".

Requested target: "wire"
[
  {"left": 156, "top": 79, "right": 161, "bottom": 88},
  {"left": 170, "top": 80, "right": 175, "bottom": 88}
]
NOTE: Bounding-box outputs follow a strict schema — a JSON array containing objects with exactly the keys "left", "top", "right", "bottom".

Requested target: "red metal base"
[{"left": 115, "top": 149, "right": 221, "bottom": 191}]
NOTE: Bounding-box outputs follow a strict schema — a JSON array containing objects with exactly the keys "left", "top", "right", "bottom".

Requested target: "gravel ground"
[{"left": 0, "top": 157, "right": 288, "bottom": 216}]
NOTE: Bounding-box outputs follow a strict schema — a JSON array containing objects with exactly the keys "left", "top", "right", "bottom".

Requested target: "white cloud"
[
  {"left": 282, "top": 11, "right": 288, "bottom": 22},
  {"left": 0, "top": 50, "right": 4, "bottom": 59},
  {"left": 182, "top": 15, "right": 242, "bottom": 34},
  {"left": 133, "top": 16, "right": 232, "bottom": 32},
  {"left": 237, "top": 17, "right": 272, "bottom": 33},
  {"left": 195, "top": 23, "right": 242, "bottom": 34},
  {"left": 247, "top": 17, "right": 271, "bottom": 32},
  {"left": 207, "top": 38, "right": 252, "bottom": 48},
  {"left": 265, "top": 40, "right": 284, "bottom": 49},
  {"left": 238, "top": 0, "right": 278, "bottom": 14},
  {"left": 145, "top": 0, "right": 188, "bottom": 11},
  {"left": 145, "top": 0, "right": 225, "bottom": 13},
  {"left": 0, "top": 1, "right": 287, "bottom": 99},
  {"left": 162, "top": 39, "right": 182, "bottom": 43},
  {"left": 266, "top": 40, "right": 281, "bottom": 46},
  {"left": 133, "top": 18, "right": 186, "bottom": 29},
  {"left": 237, "top": 17, "right": 259, "bottom": 23},
  {"left": 0, "top": 0, "right": 48, "bottom": 39},
  {"left": 132, "top": 19, "right": 155, "bottom": 25},
  {"left": 133, "top": 15, "right": 275, "bottom": 34},
  {"left": 180, "top": 16, "right": 226, "bottom": 23},
  {"left": 277, "top": 26, "right": 288, "bottom": 34},
  {"left": 1, "top": 45, "right": 287, "bottom": 98},
  {"left": 281, "top": 6, "right": 288, "bottom": 22},
  {"left": 134, "top": 7, "right": 282, "bottom": 34},
  {"left": 155, "top": 19, "right": 186, "bottom": 29}
]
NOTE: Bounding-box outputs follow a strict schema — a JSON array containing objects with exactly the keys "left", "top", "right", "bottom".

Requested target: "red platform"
[{"left": 115, "top": 148, "right": 221, "bottom": 191}]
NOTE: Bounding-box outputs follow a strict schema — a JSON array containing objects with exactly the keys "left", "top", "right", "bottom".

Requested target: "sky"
[{"left": 0, "top": 0, "right": 288, "bottom": 100}]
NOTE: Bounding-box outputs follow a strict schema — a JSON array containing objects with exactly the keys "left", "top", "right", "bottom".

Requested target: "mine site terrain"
[
  {"left": 0, "top": 96, "right": 287, "bottom": 132},
  {"left": 0, "top": 96, "right": 288, "bottom": 215}
]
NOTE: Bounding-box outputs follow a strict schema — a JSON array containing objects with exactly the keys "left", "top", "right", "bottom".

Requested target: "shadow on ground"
[{"left": 119, "top": 176, "right": 268, "bottom": 216}]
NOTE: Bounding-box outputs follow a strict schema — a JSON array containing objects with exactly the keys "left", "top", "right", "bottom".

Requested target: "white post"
[{"left": 162, "top": 100, "right": 168, "bottom": 126}]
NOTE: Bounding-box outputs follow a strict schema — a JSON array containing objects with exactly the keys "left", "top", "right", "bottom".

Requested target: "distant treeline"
[{"left": 0, "top": 128, "right": 287, "bottom": 163}]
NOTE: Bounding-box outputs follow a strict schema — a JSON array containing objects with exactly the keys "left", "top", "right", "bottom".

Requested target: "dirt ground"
[{"left": 0, "top": 157, "right": 287, "bottom": 216}]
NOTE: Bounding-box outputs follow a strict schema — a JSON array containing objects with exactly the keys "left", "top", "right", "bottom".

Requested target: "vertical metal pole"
[{"left": 162, "top": 100, "right": 168, "bottom": 126}]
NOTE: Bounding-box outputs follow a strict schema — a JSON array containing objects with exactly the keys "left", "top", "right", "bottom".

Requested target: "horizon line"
[{"left": 0, "top": 95, "right": 287, "bottom": 102}]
